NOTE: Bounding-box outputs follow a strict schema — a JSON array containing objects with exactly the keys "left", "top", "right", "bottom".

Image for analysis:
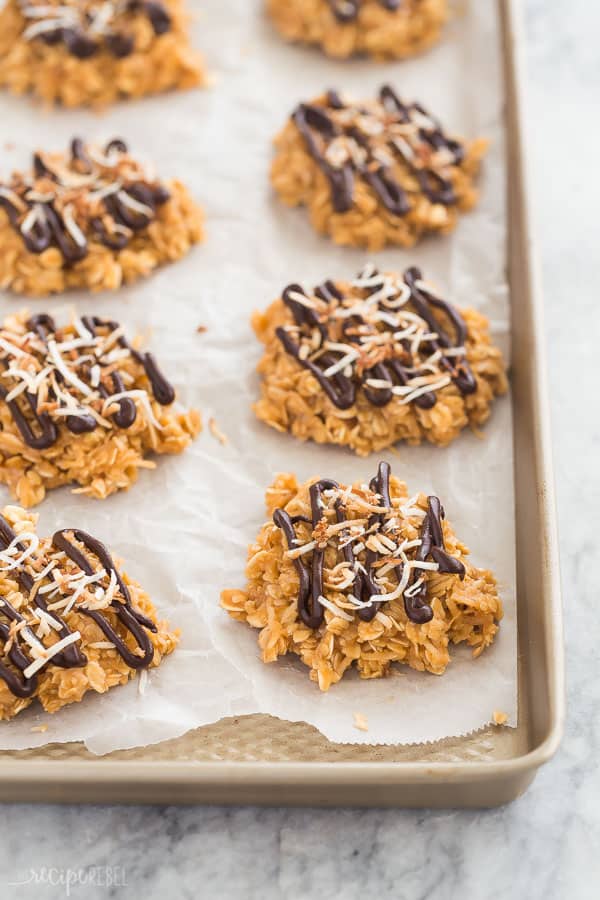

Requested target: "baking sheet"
[{"left": 0, "top": 0, "right": 517, "bottom": 752}]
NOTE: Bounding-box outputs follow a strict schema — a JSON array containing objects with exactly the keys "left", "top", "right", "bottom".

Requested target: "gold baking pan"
[{"left": 0, "top": 0, "right": 564, "bottom": 807}]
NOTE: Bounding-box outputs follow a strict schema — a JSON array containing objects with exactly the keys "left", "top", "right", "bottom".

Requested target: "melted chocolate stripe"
[
  {"left": 347, "top": 125, "right": 411, "bottom": 216},
  {"left": 292, "top": 85, "right": 465, "bottom": 217},
  {"left": 0, "top": 375, "right": 58, "bottom": 451},
  {"left": 89, "top": 217, "right": 129, "bottom": 250},
  {"left": 0, "top": 315, "right": 176, "bottom": 449},
  {"left": 71, "top": 138, "right": 92, "bottom": 173},
  {"left": 357, "top": 462, "right": 394, "bottom": 622},
  {"left": 292, "top": 86, "right": 467, "bottom": 215},
  {"left": 0, "top": 514, "right": 86, "bottom": 677},
  {"left": 52, "top": 529, "right": 156, "bottom": 670},
  {"left": 273, "top": 462, "right": 465, "bottom": 628},
  {"left": 380, "top": 89, "right": 464, "bottom": 205},
  {"left": 82, "top": 316, "right": 176, "bottom": 407},
  {"left": 277, "top": 285, "right": 356, "bottom": 409},
  {"left": 276, "top": 327, "right": 356, "bottom": 410},
  {"left": 27, "top": 314, "right": 94, "bottom": 440},
  {"left": 0, "top": 516, "right": 160, "bottom": 697},
  {"left": 272, "top": 510, "right": 313, "bottom": 626},
  {"left": 328, "top": 0, "right": 401, "bottom": 22},
  {"left": 0, "top": 599, "right": 39, "bottom": 698},
  {"left": 410, "top": 498, "right": 466, "bottom": 612},
  {"left": 81, "top": 317, "right": 138, "bottom": 431},
  {"left": 20, "top": 1, "right": 172, "bottom": 59},
  {"left": 33, "top": 152, "right": 56, "bottom": 180},
  {"left": 293, "top": 105, "right": 355, "bottom": 213},
  {"left": 1, "top": 138, "right": 171, "bottom": 262},
  {"left": 276, "top": 269, "right": 476, "bottom": 411},
  {"left": 45, "top": 203, "right": 88, "bottom": 263},
  {"left": 403, "top": 268, "right": 477, "bottom": 395},
  {"left": 273, "top": 478, "right": 340, "bottom": 628}
]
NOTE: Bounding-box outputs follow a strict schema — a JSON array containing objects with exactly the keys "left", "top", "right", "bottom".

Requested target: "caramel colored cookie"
[
  {"left": 0, "top": 137, "right": 204, "bottom": 297},
  {"left": 0, "top": 310, "right": 200, "bottom": 507},
  {"left": 221, "top": 462, "right": 502, "bottom": 691},
  {"left": 253, "top": 266, "right": 507, "bottom": 455},
  {"left": 0, "top": 506, "right": 177, "bottom": 721},
  {"left": 0, "top": 0, "right": 206, "bottom": 107},
  {"left": 267, "top": 0, "right": 448, "bottom": 61},
  {"left": 271, "top": 86, "right": 487, "bottom": 250}
]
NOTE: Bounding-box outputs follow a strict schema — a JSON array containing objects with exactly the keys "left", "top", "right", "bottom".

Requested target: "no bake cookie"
[
  {"left": 271, "top": 86, "right": 487, "bottom": 249},
  {"left": 0, "top": 310, "right": 200, "bottom": 507},
  {"left": 0, "top": 506, "right": 177, "bottom": 720},
  {"left": 0, "top": 0, "right": 205, "bottom": 107},
  {"left": 267, "top": 0, "right": 448, "bottom": 61},
  {"left": 253, "top": 266, "right": 507, "bottom": 455},
  {"left": 0, "top": 137, "right": 204, "bottom": 297},
  {"left": 221, "top": 461, "right": 502, "bottom": 691}
]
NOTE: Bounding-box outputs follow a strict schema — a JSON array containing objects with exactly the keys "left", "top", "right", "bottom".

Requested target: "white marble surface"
[{"left": 0, "top": 1, "right": 597, "bottom": 897}]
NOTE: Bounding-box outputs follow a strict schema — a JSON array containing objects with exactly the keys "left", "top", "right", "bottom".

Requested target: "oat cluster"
[
  {"left": 0, "top": 505, "right": 177, "bottom": 721},
  {"left": 0, "top": 309, "right": 201, "bottom": 507},
  {"left": 271, "top": 86, "right": 487, "bottom": 250},
  {"left": 0, "top": 138, "right": 204, "bottom": 296},
  {"left": 0, "top": 0, "right": 205, "bottom": 106},
  {"left": 221, "top": 464, "right": 502, "bottom": 691},
  {"left": 253, "top": 267, "right": 507, "bottom": 455},
  {"left": 17, "top": 0, "right": 173, "bottom": 59},
  {"left": 267, "top": 0, "right": 448, "bottom": 60}
]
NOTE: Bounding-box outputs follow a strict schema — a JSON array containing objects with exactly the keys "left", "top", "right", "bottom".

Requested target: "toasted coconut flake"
[
  {"left": 353, "top": 712, "right": 369, "bottom": 732},
  {"left": 317, "top": 594, "right": 354, "bottom": 622},
  {"left": 47, "top": 339, "right": 93, "bottom": 397},
  {"left": 138, "top": 668, "right": 148, "bottom": 695},
  {"left": 278, "top": 268, "right": 472, "bottom": 411},
  {"left": 0, "top": 531, "right": 39, "bottom": 572},
  {"left": 209, "top": 417, "right": 228, "bottom": 446},
  {"left": 23, "top": 631, "right": 82, "bottom": 679}
]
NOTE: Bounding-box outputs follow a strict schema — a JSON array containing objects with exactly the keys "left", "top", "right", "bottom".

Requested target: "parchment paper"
[{"left": 0, "top": 0, "right": 516, "bottom": 752}]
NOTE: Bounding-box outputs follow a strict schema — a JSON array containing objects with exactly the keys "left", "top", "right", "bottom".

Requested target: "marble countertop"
[{"left": 0, "top": 1, "right": 596, "bottom": 898}]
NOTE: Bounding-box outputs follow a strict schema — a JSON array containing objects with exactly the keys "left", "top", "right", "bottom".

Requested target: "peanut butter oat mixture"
[
  {"left": 271, "top": 86, "right": 487, "bottom": 250},
  {"left": 253, "top": 266, "right": 507, "bottom": 455},
  {"left": 267, "top": 0, "right": 447, "bottom": 61},
  {"left": 221, "top": 462, "right": 502, "bottom": 691},
  {"left": 0, "top": 505, "right": 177, "bottom": 721},
  {"left": 0, "top": 0, "right": 205, "bottom": 107},
  {"left": 0, "top": 310, "right": 201, "bottom": 508},
  {"left": 0, "top": 137, "right": 204, "bottom": 297}
]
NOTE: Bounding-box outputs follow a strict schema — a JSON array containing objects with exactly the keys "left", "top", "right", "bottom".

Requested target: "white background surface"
[{"left": 0, "top": 0, "right": 596, "bottom": 897}]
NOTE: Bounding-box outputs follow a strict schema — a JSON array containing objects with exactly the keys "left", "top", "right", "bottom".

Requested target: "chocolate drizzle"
[
  {"left": 292, "top": 85, "right": 465, "bottom": 215},
  {"left": 293, "top": 104, "right": 355, "bottom": 213},
  {"left": 328, "top": 0, "right": 401, "bottom": 22},
  {"left": 81, "top": 316, "right": 176, "bottom": 409},
  {"left": 0, "top": 138, "right": 170, "bottom": 263},
  {"left": 0, "top": 595, "right": 39, "bottom": 698},
  {"left": 277, "top": 281, "right": 355, "bottom": 410},
  {"left": 0, "top": 313, "right": 175, "bottom": 450},
  {"left": 0, "top": 385, "right": 58, "bottom": 452},
  {"left": 273, "top": 462, "right": 465, "bottom": 628},
  {"left": 19, "top": 1, "right": 172, "bottom": 60},
  {"left": 275, "top": 266, "right": 477, "bottom": 412},
  {"left": 0, "top": 517, "right": 87, "bottom": 676},
  {"left": 0, "top": 515, "right": 156, "bottom": 698},
  {"left": 52, "top": 529, "right": 156, "bottom": 669}
]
